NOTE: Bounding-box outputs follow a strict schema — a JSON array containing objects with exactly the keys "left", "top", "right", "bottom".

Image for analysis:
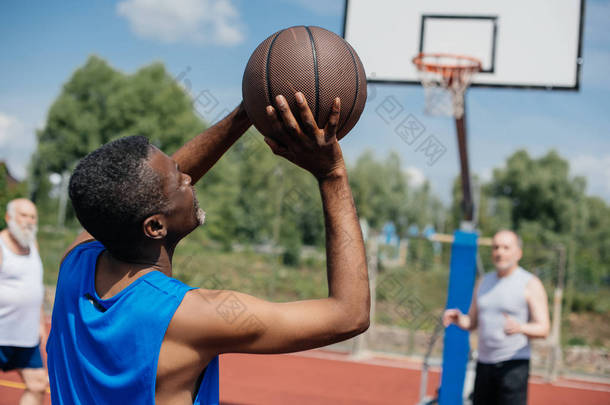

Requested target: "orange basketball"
[{"left": 242, "top": 26, "right": 367, "bottom": 140}]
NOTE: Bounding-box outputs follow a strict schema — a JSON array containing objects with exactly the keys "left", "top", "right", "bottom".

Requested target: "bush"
[
  {"left": 567, "top": 336, "right": 587, "bottom": 346},
  {"left": 282, "top": 237, "right": 301, "bottom": 267},
  {"left": 570, "top": 293, "right": 596, "bottom": 313}
]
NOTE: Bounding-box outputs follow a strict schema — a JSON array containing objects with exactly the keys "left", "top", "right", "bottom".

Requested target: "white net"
[{"left": 413, "top": 54, "right": 481, "bottom": 119}]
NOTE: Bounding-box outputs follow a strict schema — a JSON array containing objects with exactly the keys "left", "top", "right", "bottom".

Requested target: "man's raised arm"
[
  {"left": 172, "top": 103, "right": 251, "bottom": 184},
  {"left": 170, "top": 93, "right": 370, "bottom": 355}
]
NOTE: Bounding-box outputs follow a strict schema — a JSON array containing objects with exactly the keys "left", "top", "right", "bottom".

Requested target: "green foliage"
[
  {"left": 570, "top": 292, "right": 596, "bottom": 313},
  {"left": 29, "top": 54, "right": 448, "bottom": 257},
  {"left": 28, "top": 55, "right": 609, "bottom": 339},
  {"left": 349, "top": 150, "right": 445, "bottom": 237},
  {"left": 281, "top": 233, "right": 302, "bottom": 267},
  {"left": 488, "top": 150, "right": 585, "bottom": 233},
  {"left": 0, "top": 163, "right": 28, "bottom": 228},
  {"left": 31, "top": 55, "right": 206, "bottom": 223},
  {"left": 566, "top": 336, "right": 587, "bottom": 346},
  {"left": 38, "top": 227, "right": 81, "bottom": 285},
  {"left": 350, "top": 151, "right": 409, "bottom": 233},
  {"left": 451, "top": 149, "right": 610, "bottom": 318}
]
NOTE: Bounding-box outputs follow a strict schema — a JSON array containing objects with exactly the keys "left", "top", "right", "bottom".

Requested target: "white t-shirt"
[{"left": 0, "top": 235, "right": 44, "bottom": 347}]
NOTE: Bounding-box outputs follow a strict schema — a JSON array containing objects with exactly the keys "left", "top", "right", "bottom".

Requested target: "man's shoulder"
[
  {"left": 60, "top": 231, "right": 96, "bottom": 265},
  {"left": 517, "top": 266, "right": 537, "bottom": 282},
  {"left": 480, "top": 270, "right": 497, "bottom": 283},
  {"left": 142, "top": 271, "right": 195, "bottom": 299},
  {"left": 64, "top": 240, "right": 104, "bottom": 258},
  {"left": 59, "top": 240, "right": 104, "bottom": 276},
  {"left": 171, "top": 289, "right": 222, "bottom": 329},
  {"left": 521, "top": 269, "right": 543, "bottom": 288}
]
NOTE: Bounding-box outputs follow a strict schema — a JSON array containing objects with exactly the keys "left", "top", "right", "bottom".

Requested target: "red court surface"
[{"left": 2, "top": 349, "right": 609, "bottom": 404}]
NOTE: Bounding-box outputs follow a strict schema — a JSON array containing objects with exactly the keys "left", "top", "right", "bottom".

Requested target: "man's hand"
[
  {"left": 503, "top": 313, "right": 522, "bottom": 335},
  {"left": 443, "top": 308, "right": 472, "bottom": 330},
  {"left": 443, "top": 308, "right": 462, "bottom": 327},
  {"left": 264, "top": 93, "right": 345, "bottom": 181}
]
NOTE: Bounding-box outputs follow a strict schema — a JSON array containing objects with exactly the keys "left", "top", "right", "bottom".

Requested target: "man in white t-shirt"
[{"left": 0, "top": 198, "right": 48, "bottom": 405}]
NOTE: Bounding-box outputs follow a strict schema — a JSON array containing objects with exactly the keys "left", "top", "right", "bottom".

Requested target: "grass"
[
  {"left": 38, "top": 226, "right": 609, "bottom": 349},
  {"left": 171, "top": 229, "right": 330, "bottom": 302},
  {"left": 38, "top": 226, "right": 81, "bottom": 286}
]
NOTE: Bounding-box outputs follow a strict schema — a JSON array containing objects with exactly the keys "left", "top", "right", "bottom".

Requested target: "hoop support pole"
[{"left": 455, "top": 99, "right": 474, "bottom": 222}]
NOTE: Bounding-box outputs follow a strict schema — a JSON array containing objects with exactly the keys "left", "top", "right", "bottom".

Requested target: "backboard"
[{"left": 343, "top": 0, "right": 584, "bottom": 90}]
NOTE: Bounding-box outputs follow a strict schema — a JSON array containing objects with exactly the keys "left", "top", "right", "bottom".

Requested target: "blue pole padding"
[{"left": 439, "top": 230, "right": 478, "bottom": 405}]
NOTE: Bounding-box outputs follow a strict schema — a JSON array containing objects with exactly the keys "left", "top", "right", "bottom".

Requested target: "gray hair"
[
  {"left": 494, "top": 229, "right": 523, "bottom": 248},
  {"left": 6, "top": 200, "right": 15, "bottom": 217},
  {"left": 6, "top": 199, "right": 30, "bottom": 218}
]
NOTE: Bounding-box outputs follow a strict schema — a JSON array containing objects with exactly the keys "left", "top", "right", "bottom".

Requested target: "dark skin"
[{"left": 63, "top": 93, "right": 370, "bottom": 404}]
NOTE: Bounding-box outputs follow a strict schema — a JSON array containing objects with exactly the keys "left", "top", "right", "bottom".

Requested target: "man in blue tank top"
[
  {"left": 443, "top": 230, "right": 550, "bottom": 405},
  {"left": 47, "top": 94, "right": 370, "bottom": 404}
]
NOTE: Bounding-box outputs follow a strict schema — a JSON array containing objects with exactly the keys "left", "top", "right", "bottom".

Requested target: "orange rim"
[{"left": 412, "top": 53, "right": 482, "bottom": 78}]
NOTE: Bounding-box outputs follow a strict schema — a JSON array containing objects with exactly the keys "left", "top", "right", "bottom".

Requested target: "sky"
[{"left": 1, "top": 0, "right": 609, "bottom": 204}]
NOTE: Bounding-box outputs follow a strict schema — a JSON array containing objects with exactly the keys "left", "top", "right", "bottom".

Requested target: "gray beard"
[
  {"left": 192, "top": 188, "right": 206, "bottom": 226},
  {"left": 196, "top": 207, "right": 206, "bottom": 226},
  {"left": 7, "top": 219, "right": 37, "bottom": 248}
]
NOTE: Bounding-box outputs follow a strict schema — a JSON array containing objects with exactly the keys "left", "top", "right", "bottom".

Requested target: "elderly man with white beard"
[{"left": 0, "top": 198, "right": 48, "bottom": 405}]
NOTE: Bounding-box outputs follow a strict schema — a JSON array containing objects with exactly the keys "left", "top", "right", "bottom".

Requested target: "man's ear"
[{"left": 142, "top": 215, "right": 167, "bottom": 239}]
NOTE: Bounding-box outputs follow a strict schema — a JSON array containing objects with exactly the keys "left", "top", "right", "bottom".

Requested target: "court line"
[
  {"left": 529, "top": 377, "right": 610, "bottom": 393},
  {"left": 0, "top": 379, "right": 25, "bottom": 389},
  {"left": 0, "top": 379, "right": 51, "bottom": 393}
]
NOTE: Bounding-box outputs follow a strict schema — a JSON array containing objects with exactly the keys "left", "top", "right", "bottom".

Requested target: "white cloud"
[
  {"left": 116, "top": 0, "right": 245, "bottom": 46},
  {"left": 570, "top": 154, "right": 610, "bottom": 203},
  {"left": 479, "top": 167, "right": 493, "bottom": 183},
  {"left": 405, "top": 166, "right": 426, "bottom": 188},
  {"left": 0, "top": 113, "right": 21, "bottom": 144},
  {"left": 0, "top": 112, "right": 36, "bottom": 180}
]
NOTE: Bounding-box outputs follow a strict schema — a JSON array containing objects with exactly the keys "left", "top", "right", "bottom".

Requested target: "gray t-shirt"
[{"left": 476, "top": 266, "right": 533, "bottom": 364}]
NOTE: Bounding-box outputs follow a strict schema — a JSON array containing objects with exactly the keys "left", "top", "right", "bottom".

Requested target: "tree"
[
  {"left": 31, "top": 55, "right": 205, "bottom": 220},
  {"left": 0, "top": 163, "right": 28, "bottom": 228},
  {"left": 488, "top": 150, "right": 585, "bottom": 234},
  {"left": 349, "top": 150, "right": 411, "bottom": 234},
  {"left": 466, "top": 149, "right": 610, "bottom": 314}
]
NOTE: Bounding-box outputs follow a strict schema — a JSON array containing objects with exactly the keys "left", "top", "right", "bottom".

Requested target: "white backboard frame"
[{"left": 343, "top": 0, "right": 585, "bottom": 90}]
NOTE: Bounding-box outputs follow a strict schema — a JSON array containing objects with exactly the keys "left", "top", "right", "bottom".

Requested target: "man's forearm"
[
  {"left": 519, "top": 322, "right": 549, "bottom": 339},
  {"left": 172, "top": 103, "right": 251, "bottom": 184},
  {"left": 319, "top": 168, "right": 369, "bottom": 325}
]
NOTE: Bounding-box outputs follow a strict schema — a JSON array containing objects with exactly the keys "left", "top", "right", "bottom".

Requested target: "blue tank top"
[{"left": 47, "top": 241, "right": 219, "bottom": 404}]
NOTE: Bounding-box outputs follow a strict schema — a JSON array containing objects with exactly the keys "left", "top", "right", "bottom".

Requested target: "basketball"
[{"left": 242, "top": 25, "right": 367, "bottom": 140}]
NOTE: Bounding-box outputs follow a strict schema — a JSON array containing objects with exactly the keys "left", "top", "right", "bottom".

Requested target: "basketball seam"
[
  {"left": 305, "top": 26, "right": 320, "bottom": 122},
  {"left": 266, "top": 30, "right": 283, "bottom": 108},
  {"left": 339, "top": 43, "right": 360, "bottom": 136}
]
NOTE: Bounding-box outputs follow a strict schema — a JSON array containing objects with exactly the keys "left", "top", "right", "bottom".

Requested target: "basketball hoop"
[{"left": 412, "top": 53, "right": 481, "bottom": 118}]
